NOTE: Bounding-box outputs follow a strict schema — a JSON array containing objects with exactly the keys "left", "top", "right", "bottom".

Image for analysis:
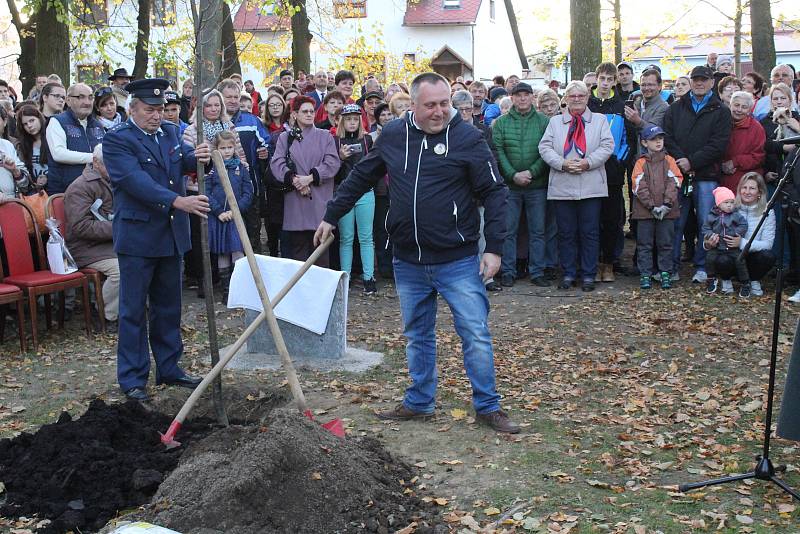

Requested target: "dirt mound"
[
  {"left": 144, "top": 409, "right": 442, "bottom": 534},
  {"left": 0, "top": 400, "right": 214, "bottom": 534}
]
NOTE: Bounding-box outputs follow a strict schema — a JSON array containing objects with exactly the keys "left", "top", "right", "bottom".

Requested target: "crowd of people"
[{"left": 1, "top": 52, "right": 800, "bottom": 340}]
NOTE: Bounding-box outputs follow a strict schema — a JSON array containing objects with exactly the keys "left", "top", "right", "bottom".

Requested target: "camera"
[{"left": 349, "top": 143, "right": 363, "bottom": 154}]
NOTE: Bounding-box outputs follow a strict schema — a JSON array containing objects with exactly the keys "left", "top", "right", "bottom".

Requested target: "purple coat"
[{"left": 270, "top": 125, "right": 340, "bottom": 231}]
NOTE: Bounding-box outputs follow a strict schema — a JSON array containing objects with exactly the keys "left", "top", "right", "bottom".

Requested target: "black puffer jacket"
[
  {"left": 663, "top": 91, "right": 732, "bottom": 182},
  {"left": 324, "top": 109, "right": 508, "bottom": 264}
]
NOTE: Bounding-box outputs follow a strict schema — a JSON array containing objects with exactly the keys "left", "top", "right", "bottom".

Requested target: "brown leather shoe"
[
  {"left": 476, "top": 409, "right": 520, "bottom": 434},
  {"left": 375, "top": 403, "right": 434, "bottom": 421},
  {"left": 595, "top": 263, "right": 605, "bottom": 282},
  {"left": 601, "top": 263, "right": 616, "bottom": 282}
]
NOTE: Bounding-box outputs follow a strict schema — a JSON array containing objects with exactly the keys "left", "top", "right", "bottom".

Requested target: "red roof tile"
[
  {"left": 403, "top": 0, "right": 482, "bottom": 26},
  {"left": 233, "top": 2, "right": 290, "bottom": 32}
]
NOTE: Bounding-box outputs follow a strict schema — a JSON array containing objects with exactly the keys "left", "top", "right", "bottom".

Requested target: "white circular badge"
[{"left": 434, "top": 143, "right": 446, "bottom": 155}]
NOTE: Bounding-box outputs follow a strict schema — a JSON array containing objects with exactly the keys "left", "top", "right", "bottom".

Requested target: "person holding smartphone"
[{"left": 334, "top": 104, "right": 376, "bottom": 294}]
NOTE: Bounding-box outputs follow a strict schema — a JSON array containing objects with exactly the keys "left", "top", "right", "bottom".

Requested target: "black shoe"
[
  {"left": 500, "top": 273, "right": 515, "bottom": 287},
  {"left": 530, "top": 276, "right": 551, "bottom": 287},
  {"left": 104, "top": 320, "right": 118, "bottom": 334},
  {"left": 544, "top": 267, "right": 558, "bottom": 281},
  {"left": 485, "top": 280, "right": 502, "bottom": 292},
  {"left": 582, "top": 280, "right": 595, "bottom": 292},
  {"left": 557, "top": 278, "right": 574, "bottom": 290},
  {"left": 363, "top": 279, "right": 378, "bottom": 295},
  {"left": 124, "top": 387, "right": 149, "bottom": 402},
  {"left": 158, "top": 375, "right": 202, "bottom": 389}
]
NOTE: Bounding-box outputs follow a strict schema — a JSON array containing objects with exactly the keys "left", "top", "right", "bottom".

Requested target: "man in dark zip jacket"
[
  {"left": 663, "top": 65, "right": 732, "bottom": 283},
  {"left": 315, "top": 72, "right": 518, "bottom": 434}
]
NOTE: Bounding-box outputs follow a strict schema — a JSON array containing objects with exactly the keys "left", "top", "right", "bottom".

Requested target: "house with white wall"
[{"left": 233, "top": 0, "right": 528, "bottom": 87}]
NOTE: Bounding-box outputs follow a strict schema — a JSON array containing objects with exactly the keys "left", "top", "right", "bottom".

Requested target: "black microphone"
[{"left": 777, "top": 135, "right": 800, "bottom": 144}]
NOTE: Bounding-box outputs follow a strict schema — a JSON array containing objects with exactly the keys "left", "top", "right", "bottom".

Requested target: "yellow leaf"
[
  {"left": 484, "top": 506, "right": 501, "bottom": 516},
  {"left": 311, "top": 472, "right": 322, "bottom": 480},
  {"left": 434, "top": 497, "right": 448, "bottom": 506},
  {"left": 450, "top": 408, "right": 467, "bottom": 420}
]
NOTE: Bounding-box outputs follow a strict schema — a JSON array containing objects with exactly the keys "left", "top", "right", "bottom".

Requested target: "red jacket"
[
  {"left": 721, "top": 116, "right": 765, "bottom": 191},
  {"left": 249, "top": 89, "right": 262, "bottom": 116}
]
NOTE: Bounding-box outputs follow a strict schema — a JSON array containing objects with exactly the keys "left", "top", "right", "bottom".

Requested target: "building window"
[
  {"left": 74, "top": 0, "right": 108, "bottom": 26},
  {"left": 154, "top": 64, "right": 179, "bottom": 89},
  {"left": 333, "top": 0, "right": 367, "bottom": 18},
  {"left": 152, "top": 0, "right": 176, "bottom": 26},
  {"left": 76, "top": 64, "right": 109, "bottom": 86},
  {"left": 443, "top": 0, "right": 460, "bottom": 9},
  {"left": 489, "top": 0, "right": 495, "bottom": 20}
]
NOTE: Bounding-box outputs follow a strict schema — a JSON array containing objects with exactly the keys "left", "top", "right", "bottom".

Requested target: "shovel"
[{"left": 159, "top": 152, "right": 342, "bottom": 448}]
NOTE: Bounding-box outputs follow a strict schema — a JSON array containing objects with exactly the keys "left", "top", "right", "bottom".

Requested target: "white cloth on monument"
[{"left": 227, "top": 254, "right": 346, "bottom": 335}]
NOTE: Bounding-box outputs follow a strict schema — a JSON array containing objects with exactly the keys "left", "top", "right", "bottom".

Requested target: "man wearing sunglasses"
[{"left": 45, "top": 82, "right": 105, "bottom": 194}]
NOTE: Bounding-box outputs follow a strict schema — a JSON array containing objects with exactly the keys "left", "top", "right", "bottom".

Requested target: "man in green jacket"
[{"left": 492, "top": 82, "right": 551, "bottom": 287}]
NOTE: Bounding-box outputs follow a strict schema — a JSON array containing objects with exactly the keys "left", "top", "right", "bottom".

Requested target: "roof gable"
[
  {"left": 233, "top": 1, "right": 290, "bottom": 32},
  {"left": 403, "top": 0, "right": 482, "bottom": 26}
]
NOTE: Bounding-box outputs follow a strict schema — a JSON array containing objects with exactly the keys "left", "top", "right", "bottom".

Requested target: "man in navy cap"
[{"left": 103, "top": 77, "right": 212, "bottom": 402}]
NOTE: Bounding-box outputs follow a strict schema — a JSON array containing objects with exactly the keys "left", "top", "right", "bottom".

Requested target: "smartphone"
[
  {"left": 625, "top": 99, "right": 635, "bottom": 109},
  {"left": 349, "top": 143, "right": 363, "bottom": 154}
]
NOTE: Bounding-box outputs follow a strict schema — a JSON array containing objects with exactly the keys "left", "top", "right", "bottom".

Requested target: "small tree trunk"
[
  {"left": 220, "top": 2, "right": 241, "bottom": 78},
  {"left": 733, "top": 0, "right": 742, "bottom": 75},
  {"left": 750, "top": 0, "right": 776, "bottom": 77},
  {"left": 35, "top": 0, "right": 69, "bottom": 85},
  {"left": 290, "top": 0, "right": 311, "bottom": 75},
  {"left": 6, "top": 0, "right": 36, "bottom": 96},
  {"left": 192, "top": 0, "right": 228, "bottom": 426},
  {"left": 569, "top": 0, "right": 602, "bottom": 81},
  {"left": 613, "top": 0, "right": 622, "bottom": 65},
  {"left": 133, "top": 0, "right": 152, "bottom": 80}
]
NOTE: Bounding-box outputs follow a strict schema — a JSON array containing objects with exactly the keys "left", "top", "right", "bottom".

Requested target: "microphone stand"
[{"left": 679, "top": 147, "right": 800, "bottom": 500}]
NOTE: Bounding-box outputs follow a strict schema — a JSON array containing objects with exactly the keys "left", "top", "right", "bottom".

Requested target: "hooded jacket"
[
  {"left": 663, "top": 91, "right": 732, "bottom": 182},
  {"left": 702, "top": 206, "right": 748, "bottom": 251},
  {"left": 324, "top": 109, "right": 507, "bottom": 265}
]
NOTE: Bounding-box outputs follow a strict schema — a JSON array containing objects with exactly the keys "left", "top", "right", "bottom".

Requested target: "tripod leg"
[
  {"left": 679, "top": 472, "right": 755, "bottom": 493},
  {"left": 770, "top": 476, "right": 800, "bottom": 501}
]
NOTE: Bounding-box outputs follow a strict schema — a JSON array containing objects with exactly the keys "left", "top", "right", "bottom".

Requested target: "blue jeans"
[
  {"left": 393, "top": 255, "right": 501, "bottom": 415},
  {"left": 554, "top": 198, "right": 602, "bottom": 281},
  {"left": 501, "top": 188, "right": 547, "bottom": 278},
  {"left": 692, "top": 180, "right": 717, "bottom": 270},
  {"left": 545, "top": 200, "right": 558, "bottom": 268},
  {"left": 673, "top": 189, "right": 693, "bottom": 272},
  {"left": 339, "top": 190, "right": 375, "bottom": 280}
]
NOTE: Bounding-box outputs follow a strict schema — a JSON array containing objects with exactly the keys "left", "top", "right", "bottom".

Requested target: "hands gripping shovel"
[{"left": 160, "top": 150, "right": 344, "bottom": 448}]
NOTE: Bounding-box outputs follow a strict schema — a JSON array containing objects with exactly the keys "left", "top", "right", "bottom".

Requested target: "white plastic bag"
[
  {"left": 45, "top": 218, "right": 78, "bottom": 274},
  {"left": 110, "top": 522, "right": 182, "bottom": 534}
]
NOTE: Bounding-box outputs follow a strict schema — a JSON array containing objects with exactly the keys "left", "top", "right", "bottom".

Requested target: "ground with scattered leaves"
[{"left": 2, "top": 265, "right": 800, "bottom": 533}]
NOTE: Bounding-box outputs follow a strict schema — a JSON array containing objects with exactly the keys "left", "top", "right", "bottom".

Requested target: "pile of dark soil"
[
  {"left": 0, "top": 400, "right": 214, "bottom": 534},
  {"left": 144, "top": 410, "right": 443, "bottom": 534}
]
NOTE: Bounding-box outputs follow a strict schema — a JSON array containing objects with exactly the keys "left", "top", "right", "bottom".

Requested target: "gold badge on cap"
[{"left": 434, "top": 143, "right": 446, "bottom": 155}]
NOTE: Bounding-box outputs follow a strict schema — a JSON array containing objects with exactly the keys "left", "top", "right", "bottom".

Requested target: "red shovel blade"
[
  {"left": 304, "top": 410, "right": 345, "bottom": 438},
  {"left": 159, "top": 420, "right": 183, "bottom": 449}
]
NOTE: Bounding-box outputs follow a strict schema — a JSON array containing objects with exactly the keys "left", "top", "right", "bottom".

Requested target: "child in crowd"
[
  {"left": 334, "top": 104, "right": 376, "bottom": 294},
  {"left": 631, "top": 125, "right": 682, "bottom": 289},
  {"left": 207, "top": 131, "right": 253, "bottom": 301},
  {"left": 703, "top": 186, "right": 748, "bottom": 295}
]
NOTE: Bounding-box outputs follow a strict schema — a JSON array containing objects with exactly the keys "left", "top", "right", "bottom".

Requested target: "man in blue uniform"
[{"left": 103, "top": 78, "right": 212, "bottom": 402}]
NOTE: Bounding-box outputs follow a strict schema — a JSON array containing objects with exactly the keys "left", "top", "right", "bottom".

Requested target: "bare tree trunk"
[
  {"left": 35, "top": 0, "right": 69, "bottom": 86},
  {"left": 733, "top": 0, "right": 742, "bottom": 75},
  {"left": 220, "top": 2, "right": 241, "bottom": 78},
  {"left": 613, "top": 0, "right": 622, "bottom": 65},
  {"left": 133, "top": 0, "right": 152, "bottom": 80},
  {"left": 570, "top": 0, "right": 602, "bottom": 81},
  {"left": 192, "top": 0, "right": 228, "bottom": 427},
  {"left": 290, "top": 0, "right": 311, "bottom": 75},
  {"left": 6, "top": 0, "right": 36, "bottom": 96},
  {"left": 750, "top": 0, "right": 776, "bottom": 76}
]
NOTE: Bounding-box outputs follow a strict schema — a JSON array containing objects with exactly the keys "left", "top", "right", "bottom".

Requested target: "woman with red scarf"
[
  {"left": 538, "top": 80, "right": 615, "bottom": 292},
  {"left": 720, "top": 91, "right": 765, "bottom": 192}
]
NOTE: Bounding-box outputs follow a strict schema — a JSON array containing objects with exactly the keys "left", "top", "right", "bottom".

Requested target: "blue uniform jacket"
[{"left": 103, "top": 120, "right": 199, "bottom": 257}]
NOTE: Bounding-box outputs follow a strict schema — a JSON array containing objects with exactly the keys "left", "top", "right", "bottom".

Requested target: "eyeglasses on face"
[
  {"left": 48, "top": 93, "right": 66, "bottom": 100},
  {"left": 69, "top": 94, "right": 94, "bottom": 101}
]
